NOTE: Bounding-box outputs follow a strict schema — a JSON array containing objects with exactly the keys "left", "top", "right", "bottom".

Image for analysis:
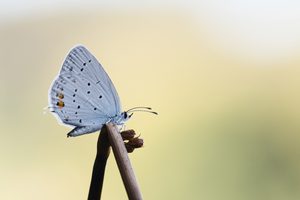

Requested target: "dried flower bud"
[
  {"left": 125, "top": 143, "right": 135, "bottom": 153},
  {"left": 121, "top": 129, "right": 144, "bottom": 153},
  {"left": 121, "top": 129, "right": 136, "bottom": 140},
  {"left": 127, "top": 137, "right": 144, "bottom": 148}
]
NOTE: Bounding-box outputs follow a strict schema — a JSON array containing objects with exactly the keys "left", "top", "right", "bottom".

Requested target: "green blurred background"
[{"left": 1, "top": 1, "right": 300, "bottom": 199}]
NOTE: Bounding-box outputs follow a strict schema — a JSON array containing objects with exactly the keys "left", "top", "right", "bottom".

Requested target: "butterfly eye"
[{"left": 124, "top": 112, "right": 128, "bottom": 119}]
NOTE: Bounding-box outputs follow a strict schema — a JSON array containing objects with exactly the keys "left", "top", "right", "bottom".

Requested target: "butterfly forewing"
[{"left": 49, "top": 46, "right": 121, "bottom": 127}]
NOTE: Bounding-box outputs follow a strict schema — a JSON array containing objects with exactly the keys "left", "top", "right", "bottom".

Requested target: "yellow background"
[{"left": 1, "top": 2, "right": 300, "bottom": 199}]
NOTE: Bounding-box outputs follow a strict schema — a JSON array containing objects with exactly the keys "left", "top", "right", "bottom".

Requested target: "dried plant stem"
[
  {"left": 88, "top": 126, "right": 111, "bottom": 200},
  {"left": 88, "top": 123, "right": 143, "bottom": 200},
  {"left": 106, "top": 122, "right": 143, "bottom": 200}
]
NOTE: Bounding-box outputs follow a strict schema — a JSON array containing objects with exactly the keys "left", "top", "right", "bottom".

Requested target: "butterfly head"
[
  {"left": 111, "top": 112, "right": 133, "bottom": 125},
  {"left": 122, "top": 112, "right": 133, "bottom": 121},
  {"left": 112, "top": 107, "right": 157, "bottom": 125}
]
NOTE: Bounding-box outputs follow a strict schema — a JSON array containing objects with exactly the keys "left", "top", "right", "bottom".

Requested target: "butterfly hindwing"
[{"left": 50, "top": 76, "right": 108, "bottom": 126}]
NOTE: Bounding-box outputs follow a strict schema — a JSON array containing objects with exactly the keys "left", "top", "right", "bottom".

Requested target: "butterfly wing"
[{"left": 49, "top": 46, "right": 121, "bottom": 129}]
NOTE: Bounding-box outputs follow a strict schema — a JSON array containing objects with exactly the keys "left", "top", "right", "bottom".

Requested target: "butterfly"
[{"left": 49, "top": 46, "right": 157, "bottom": 137}]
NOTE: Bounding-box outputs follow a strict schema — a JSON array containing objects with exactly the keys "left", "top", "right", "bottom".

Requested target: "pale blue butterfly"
[{"left": 49, "top": 46, "right": 157, "bottom": 137}]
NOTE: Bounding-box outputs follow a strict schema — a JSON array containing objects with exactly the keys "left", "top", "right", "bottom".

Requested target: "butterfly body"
[{"left": 66, "top": 112, "right": 130, "bottom": 137}]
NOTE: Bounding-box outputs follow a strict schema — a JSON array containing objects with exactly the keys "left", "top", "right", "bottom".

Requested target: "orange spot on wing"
[
  {"left": 57, "top": 93, "right": 64, "bottom": 99},
  {"left": 56, "top": 100, "right": 65, "bottom": 109}
]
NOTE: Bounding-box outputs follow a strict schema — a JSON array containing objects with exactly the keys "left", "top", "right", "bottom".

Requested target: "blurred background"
[{"left": 1, "top": 0, "right": 300, "bottom": 199}]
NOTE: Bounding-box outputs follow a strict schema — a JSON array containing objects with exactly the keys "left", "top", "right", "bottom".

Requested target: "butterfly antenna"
[
  {"left": 127, "top": 109, "right": 158, "bottom": 115},
  {"left": 126, "top": 107, "right": 152, "bottom": 112}
]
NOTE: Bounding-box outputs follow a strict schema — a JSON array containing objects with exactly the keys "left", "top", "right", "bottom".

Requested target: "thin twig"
[
  {"left": 88, "top": 126, "right": 111, "bottom": 200},
  {"left": 106, "top": 123, "right": 143, "bottom": 200}
]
